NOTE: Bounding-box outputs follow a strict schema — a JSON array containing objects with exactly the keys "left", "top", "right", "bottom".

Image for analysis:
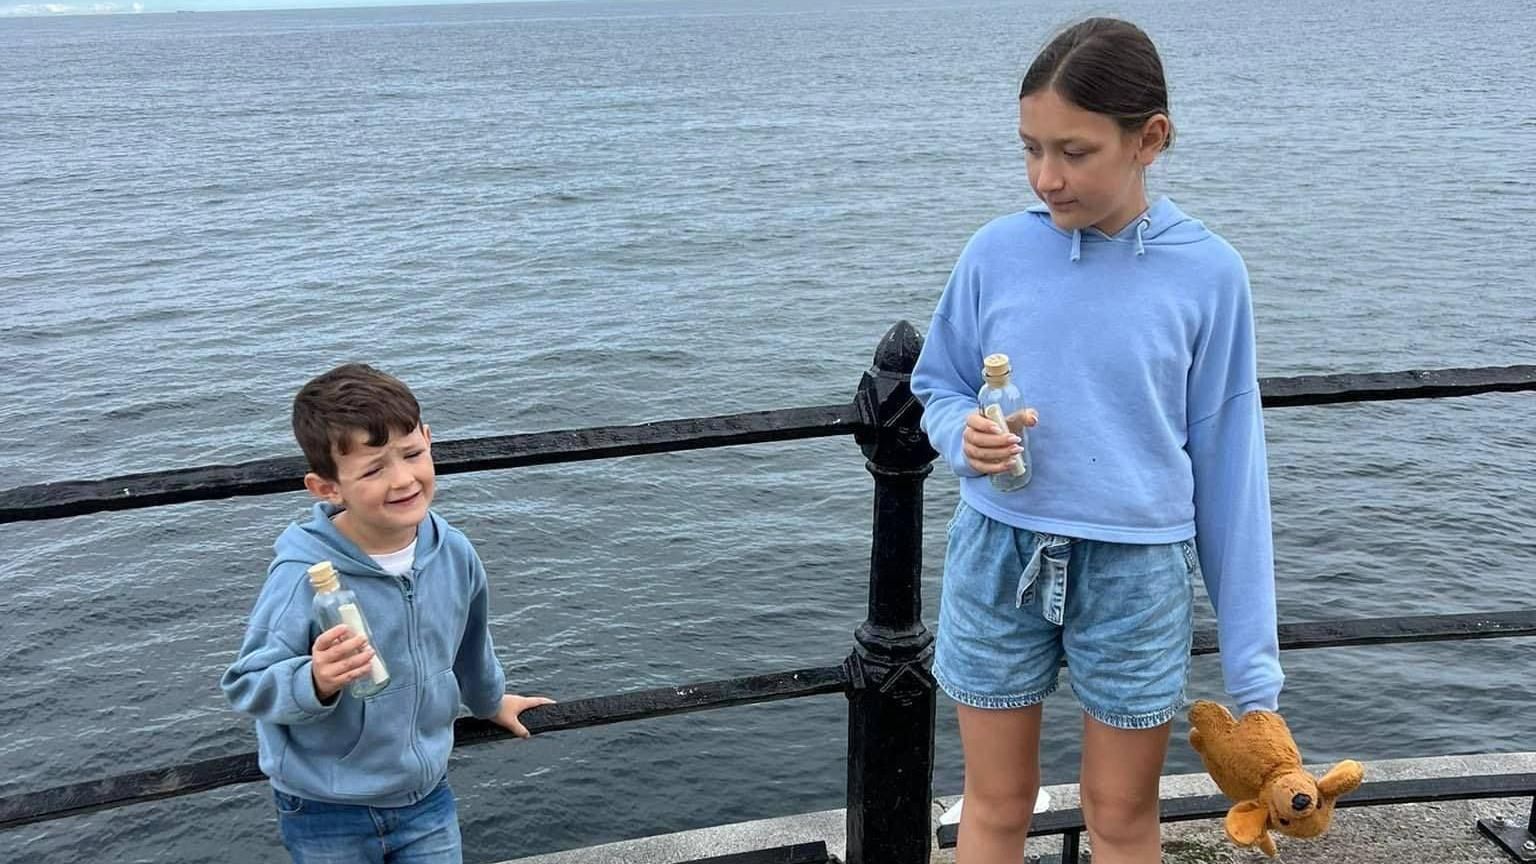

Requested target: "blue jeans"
[
  {"left": 935, "top": 501, "right": 1197, "bottom": 729},
  {"left": 274, "top": 779, "right": 462, "bottom": 864}
]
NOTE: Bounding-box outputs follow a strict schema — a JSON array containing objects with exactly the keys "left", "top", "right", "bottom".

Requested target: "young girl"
[{"left": 911, "top": 18, "right": 1283, "bottom": 864}]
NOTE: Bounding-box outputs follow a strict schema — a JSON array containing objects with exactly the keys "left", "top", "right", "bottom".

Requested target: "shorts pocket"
[
  {"left": 1180, "top": 539, "right": 1200, "bottom": 577},
  {"left": 946, "top": 500, "right": 974, "bottom": 536}
]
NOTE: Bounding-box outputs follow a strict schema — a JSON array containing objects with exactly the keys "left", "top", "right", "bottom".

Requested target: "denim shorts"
[
  {"left": 274, "top": 779, "right": 462, "bottom": 864},
  {"left": 934, "top": 500, "right": 1197, "bottom": 730}
]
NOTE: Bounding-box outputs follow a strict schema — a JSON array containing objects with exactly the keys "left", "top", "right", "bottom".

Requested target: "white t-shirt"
[{"left": 370, "top": 540, "right": 417, "bottom": 577}]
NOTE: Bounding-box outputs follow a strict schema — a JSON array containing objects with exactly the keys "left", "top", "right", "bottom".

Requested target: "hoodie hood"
[
  {"left": 1027, "top": 196, "right": 1209, "bottom": 261},
  {"left": 273, "top": 501, "right": 447, "bottom": 578}
]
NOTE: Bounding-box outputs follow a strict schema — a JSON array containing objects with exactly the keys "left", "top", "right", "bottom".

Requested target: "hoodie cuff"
[
  {"left": 469, "top": 674, "right": 508, "bottom": 719},
  {"left": 293, "top": 660, "right": 339, "bottom": 717},
  {"left": 933, "top": 413, "right": 983, "bottom": 479},
  {"left": 1238, "top": 694, "right": 1278, "bottom": 716}
]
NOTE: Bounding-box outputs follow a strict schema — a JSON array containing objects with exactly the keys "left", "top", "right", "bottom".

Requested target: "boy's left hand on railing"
[{"left": 493, "top": 693, "right": 557, "bottom": 738}]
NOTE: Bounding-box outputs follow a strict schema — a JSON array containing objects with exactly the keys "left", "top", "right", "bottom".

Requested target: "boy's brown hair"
[{"left": 292, "top": 363, "right": 422, "bottom": 480}]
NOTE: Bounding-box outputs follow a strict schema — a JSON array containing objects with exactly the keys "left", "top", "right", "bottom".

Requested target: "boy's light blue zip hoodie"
[
  {"left": 911, "top": 197, "right": 1283, "bottom": 714},
  {"left": 221, "top": 503, "right": 507, "bottom": 806}
]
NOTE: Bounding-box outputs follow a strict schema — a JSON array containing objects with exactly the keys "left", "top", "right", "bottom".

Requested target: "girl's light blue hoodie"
[{"left": 912, "top": 197, "right": 1283, "bottom": 713}]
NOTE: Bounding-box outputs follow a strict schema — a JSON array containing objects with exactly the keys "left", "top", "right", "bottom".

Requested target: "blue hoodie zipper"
[{"left": 396, "top": 571, "right": 427, "bottom": 800}]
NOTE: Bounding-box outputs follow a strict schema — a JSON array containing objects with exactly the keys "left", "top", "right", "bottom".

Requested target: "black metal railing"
[{"left": 1, "top": 322, "right": 1534, "bottom": 864}]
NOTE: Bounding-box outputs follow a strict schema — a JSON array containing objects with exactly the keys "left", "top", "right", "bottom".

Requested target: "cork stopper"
[
  {"left": 308, "top": 561, "right": 340, "bottom": 593},
  {"left": 982, "top": 353, "right": 1012, "bottom": 384}
]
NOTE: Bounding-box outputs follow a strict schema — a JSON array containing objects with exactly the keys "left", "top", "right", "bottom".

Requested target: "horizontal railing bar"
[
  {"left": 6, "top": 365, "right": 1536, "bottom": 525},
  {"left": 5, "top": 365, "right": 1535, "bottom": 525},
  {"left": 0, "top": 665, "right": 847, "bottom": 831},
  {"left": 938, "top": 772, "right": 1536, "bottom": 846},
  {"left": 1196, "top": 610, "right": 1536, "bottom": 656},
  {"left": 9, "top": 609, "right": 1536, "bottom": 832},
  {"left": 0, "top": 403, "right": 861, "bottom": 523},
  {"left": 459, "top": 664, "right": 849, "bottom": 743},
  {"left": 1259, "top": 365, "right": 1536, "bottom": 408}
]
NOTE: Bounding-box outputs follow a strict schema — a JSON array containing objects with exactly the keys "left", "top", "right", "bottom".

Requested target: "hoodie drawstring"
[{"left": 1064, "top": 210, "right": 1156, "bottom": 262}]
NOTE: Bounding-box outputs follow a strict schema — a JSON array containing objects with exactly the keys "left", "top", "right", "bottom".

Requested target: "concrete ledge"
[
  {"left": 495, "top": 752, "right": 1536, "bottom": 864},
  {"left": 496, "top": 809, "right": 848, "bottom": 864}
]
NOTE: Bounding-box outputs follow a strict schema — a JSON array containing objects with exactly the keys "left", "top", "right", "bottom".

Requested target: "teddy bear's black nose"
[{"left": 1291, "top": 793, "right": 1312, "bottom": 811}]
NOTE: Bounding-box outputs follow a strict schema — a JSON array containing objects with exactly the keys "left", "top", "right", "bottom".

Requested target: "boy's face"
[{"left": 307, "top": 424, "right": 435, "bottom": 545}]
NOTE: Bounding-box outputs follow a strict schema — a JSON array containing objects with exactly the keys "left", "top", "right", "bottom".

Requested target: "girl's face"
[{"left": 1018, "top": 87, "right": 1167, "bottom": 235}]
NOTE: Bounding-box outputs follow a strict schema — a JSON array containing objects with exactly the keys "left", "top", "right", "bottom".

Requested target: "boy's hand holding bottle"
[
  {"left": 308, "top": 561, "right": 391, "bottom": 701},
  {"left": 311, "top": 625, "right": 379, "bottom": 702}
]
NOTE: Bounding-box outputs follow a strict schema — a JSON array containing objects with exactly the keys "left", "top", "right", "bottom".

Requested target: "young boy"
[{"left": 222, "top": 362, "right": 553, "bottom": 863}]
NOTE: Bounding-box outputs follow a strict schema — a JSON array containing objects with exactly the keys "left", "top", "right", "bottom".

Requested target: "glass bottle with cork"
[
  {"left": 309, "top": 560, "right": 391, "bottom": 698},
  {"left": 979, "top": 352, "right": 1032, "bottom": 492}
]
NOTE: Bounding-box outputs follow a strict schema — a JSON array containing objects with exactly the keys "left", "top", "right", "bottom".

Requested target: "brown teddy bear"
[{"left": 1187, "top": 700, "right": 1365, "bottom": 857}]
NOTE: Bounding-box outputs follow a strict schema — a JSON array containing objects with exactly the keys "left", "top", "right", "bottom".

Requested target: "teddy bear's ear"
[
  {"left": 1225, "top": 800, "right": 1272, "bottom": 849},
  {"left": 1318, "top": 760, "right": 1365, "bottom": 799}
]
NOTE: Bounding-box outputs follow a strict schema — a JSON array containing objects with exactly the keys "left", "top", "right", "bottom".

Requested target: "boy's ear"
[
  {"left": 304, "top": 472, "right": 343, "bottom": 504},
  {"left": 422, "top": 423, "right": 432, "bottom": 445}
]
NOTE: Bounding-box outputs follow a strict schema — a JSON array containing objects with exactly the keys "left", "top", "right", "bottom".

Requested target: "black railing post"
[
  {"left": 845, "top": 320, "right": 938, "bottom": 864},
  {"left": 1062, "top": 828, "right": 1082, "bottom": 863},
  {"left": 1477, "top": 794, "right": 1536, "bottom": 862}
]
